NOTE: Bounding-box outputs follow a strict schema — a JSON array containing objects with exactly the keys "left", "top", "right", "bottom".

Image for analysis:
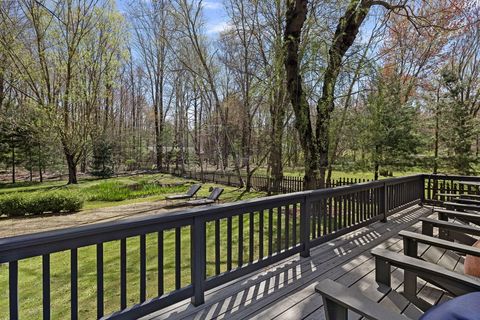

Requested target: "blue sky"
[
  {"left": 116, "top": 0, "right": 228, "bottom": 36},
  {"left": 201, "top": 0, "right": 229, "bottom": 35}
]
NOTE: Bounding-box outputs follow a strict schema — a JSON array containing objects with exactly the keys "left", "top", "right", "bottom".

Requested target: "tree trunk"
[
  {"left": 269, "top": 131, "right": 283, "bottom": 193},
  {"left": 476, "top": 133, "right": 479, "bottom": 158},
  {"left": 65, "top": 152, "right": 78, "bottom": 184},
  {"left": 374, "top": 145, "right": 380, "bottom": 180},
  {"left": 433, "top": 85, "right": 441, "bottom": 174},
  {"left": 268, "top": 64, "right": 286, "bottom": 193},
  {"left": 29, "top": 151, "right": 33, "bottom": 182},
  {"left": 11, "top": 143, "right": 15, "bottom": 184},
  {"left": 316, "top": 108, "right": 329, "bottom": 189},
  {"left": 433, "top": 105, "right": 439, "bottom": 174},
  {"left": 38, "top": 145, "right": 43, "bottom": 183},
  {"left": 154, "top": 90, "right": 162, "bottom": 170},
  {"left": 316, "top": 0, "right": 371, "bottom": 189},
  {"left": 284, "top": 0, "right": 320, "bottom": 190}
]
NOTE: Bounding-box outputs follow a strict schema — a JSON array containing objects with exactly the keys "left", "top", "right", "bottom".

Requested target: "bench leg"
[
  {"left": 322, "top": 297, "right": 347, "bottom": 320},
  {"left": 421, "top": 221, "right": 433, "bottom": 236},
  {"left": 438, "top": 212, "right": 450, "bottom": 240},
  {"left": 375, "top": 257, "right": 391, "bottom": 287},
  {"left": 404, "top": 270, "right": 417, "bottom": 300}
]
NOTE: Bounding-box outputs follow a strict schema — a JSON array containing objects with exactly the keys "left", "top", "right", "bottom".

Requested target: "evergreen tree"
[
  {"left": 90, "top": 137, "right": 114, "bottom": 178},
  {"left": 440, "top": 69, "right": 477, "bottom": 174},
  {"left": 362, "top": 74, "right": 420, "bottom": 179}
]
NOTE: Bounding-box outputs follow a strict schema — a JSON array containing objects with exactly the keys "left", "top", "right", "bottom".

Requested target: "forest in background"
[{"left": 0, "top": 0, "right": 479, "bottom": 189}]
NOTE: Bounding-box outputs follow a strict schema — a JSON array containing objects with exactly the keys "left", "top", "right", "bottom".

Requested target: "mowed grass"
[
  {"left": 0, "top": 169, "right": 397, "bottom": 318},
  {"left": 0, "top": 209, "right": 296, "bottom": 319},
  {"left": 0, "top": 172, "right": 270, "bottom": 319},
  {"left": 0, "top": 173, "right": 266, "bottom": 211}
]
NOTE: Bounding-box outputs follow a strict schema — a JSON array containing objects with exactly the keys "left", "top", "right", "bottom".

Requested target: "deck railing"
[
  {"left": 424, "top": 174, "right": 480, "bottom": 204},
  {"left": 0, "top": 174, "right": 463, "bottom": 319}
]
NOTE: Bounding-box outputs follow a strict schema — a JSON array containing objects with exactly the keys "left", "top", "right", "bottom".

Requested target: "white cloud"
[
  {"left": 206, "top": 21, "right": 232, "bottom": 34},
  {"left": 202, "top": 0, "right": 223, "bottom": 10}
]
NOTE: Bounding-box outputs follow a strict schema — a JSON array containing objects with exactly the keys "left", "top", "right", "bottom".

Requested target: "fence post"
[
  {"left": 419, "top": 175, "right": 425, "bottom": 205},
  {"left": 300, "top": 196, "right": 311, "bottom": 257},
  {"left": 191, "top": 216, "right": 206, "bottom": 306},
  {"left": 380, "top": 182, "right": 388, "bottom": 222}
]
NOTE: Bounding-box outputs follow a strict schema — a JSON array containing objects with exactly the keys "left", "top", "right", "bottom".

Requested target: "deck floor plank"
[{"left": 141, "top": 206, "right": 457, "bottom": 320}]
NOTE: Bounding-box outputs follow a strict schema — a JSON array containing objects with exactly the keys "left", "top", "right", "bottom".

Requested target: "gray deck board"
[{"left": 142, "top": 206, "right": 471, "bottom": 320}]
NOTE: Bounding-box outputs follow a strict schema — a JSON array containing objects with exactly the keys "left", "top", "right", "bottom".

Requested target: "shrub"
[
  {"left": 0, "top": 191, "right": 84, "bottom": 217},
  {"left": 0, "top": 194, "right": 28, "bottom": 217}
]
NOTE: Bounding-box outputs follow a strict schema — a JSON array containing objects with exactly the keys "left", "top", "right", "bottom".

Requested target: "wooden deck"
[{"left": 142, "top": 205, "right": 463, "bottom": 320}]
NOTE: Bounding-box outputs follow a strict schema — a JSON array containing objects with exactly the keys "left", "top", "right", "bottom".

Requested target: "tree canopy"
[{"left": 0, "top": 0, "right": 478, "bottom": 185}]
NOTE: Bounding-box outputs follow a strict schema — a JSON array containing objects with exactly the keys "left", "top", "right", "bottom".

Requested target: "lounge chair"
[
  {"left": 186, "top": 187, "right": 223, "bottom": 206},
  {"left": 165, "top": 184, "right": 201, "bottom": 200}
]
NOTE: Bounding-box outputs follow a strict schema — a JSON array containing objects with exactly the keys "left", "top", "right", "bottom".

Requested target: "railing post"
[
  {"left": 300, "top": 196, "right": 311, "bottom": 257},
  {"left": 380, "top": 182, "right": 387, "bottom": 222},
  {"left": 191, "top": 216, "right": 206, "bottom": 306},
  {"left": 419, "top": 175, "right": 425, "bottom": 205}
]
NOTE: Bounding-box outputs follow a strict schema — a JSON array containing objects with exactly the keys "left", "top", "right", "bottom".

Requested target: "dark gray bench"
[
  {"left": 315, "top": 222, "right": 480, "bottom": 320},
  {"left": 436, "top": 208, "right": 480, "bottom": 227},
  {"left": 373, "top": 245, "right": 480, "bottom": 299},
  {"left": 435, "top": 193, "right": 480, "bottom": 200},
  {"left": 165, "top": 184, "right": 201, "bottom": 200},
  {"left": 315, "top": 279, "right": 410, "bottom": 320},
  {"left": 455, "top": 197, "right": 480, "bottom": 206},
  {"left": 444, "top": 201, "right": 480, "bottom": 213},
  {"left": 420, "top": 217, "right": 480, "bottom": 244}
]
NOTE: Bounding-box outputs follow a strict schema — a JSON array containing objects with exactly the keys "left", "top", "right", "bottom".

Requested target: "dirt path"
[{"left": 0, "top": 200, "right": 181, "bottom": 238}]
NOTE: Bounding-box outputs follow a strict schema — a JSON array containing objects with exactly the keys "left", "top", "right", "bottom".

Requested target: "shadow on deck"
[{"left": 144, "top": 205, "right": 434, "bottom": 320}]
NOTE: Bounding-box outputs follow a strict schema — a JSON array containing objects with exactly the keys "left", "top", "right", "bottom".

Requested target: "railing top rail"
[
  {"left": 0, "top": 174, "right": 425, "bottom": 262},
  {"left": 424, "top": 173, "right": 480, "bottom": 181},
  {"left": 0, "top": 190, "right": 307, "bottom": 258},
  {"left": 309, "top": 174, "right": 424, "bottom": 198}
]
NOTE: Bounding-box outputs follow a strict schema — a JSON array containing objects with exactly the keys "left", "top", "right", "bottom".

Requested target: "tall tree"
[
  {"left": 0, "top": 0, "right": 125, "bottom": 183},
  {"left": 129, "top": 0, "right": 170, "bottom": 170}
]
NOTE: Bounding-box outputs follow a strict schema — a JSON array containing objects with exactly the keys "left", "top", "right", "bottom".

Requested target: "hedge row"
[{"left": 0, "top": 191, "right": 84, "bottom": 217}]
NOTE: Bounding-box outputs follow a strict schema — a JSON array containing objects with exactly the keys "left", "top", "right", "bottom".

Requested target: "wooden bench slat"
[
  {"left": 371, "top": 248, "right": 480, "bottom": 296},
  {"left": 420, "top": 217, "right": 480, "bottom": 236},
  {"left": 399, "top": 230, "right": 480, "bottom": 257},
  {"left": 315, "top": 279, "right": 411, "bottom": 320}
]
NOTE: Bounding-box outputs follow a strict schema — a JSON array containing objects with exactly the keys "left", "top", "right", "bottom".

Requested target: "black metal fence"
[
  {"left": 0, "top": 174, "right": 444, "bottom": 319},
  {"left": 162, "top": 168, "right": 371, "bottom": 193}
]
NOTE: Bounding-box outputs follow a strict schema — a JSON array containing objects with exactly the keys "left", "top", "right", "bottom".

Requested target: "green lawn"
[
  {"left": 0, "top": 208, "right": 295, "bottom": 319},
  {"left": 0, "top": 173, "right": 266, "bottom": 211},
  {"left": 0, "top": 168, "right": 423, "bottom": 319},
  {"left": 0, "top": 173, "right": 272, "bottom": 319}
]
